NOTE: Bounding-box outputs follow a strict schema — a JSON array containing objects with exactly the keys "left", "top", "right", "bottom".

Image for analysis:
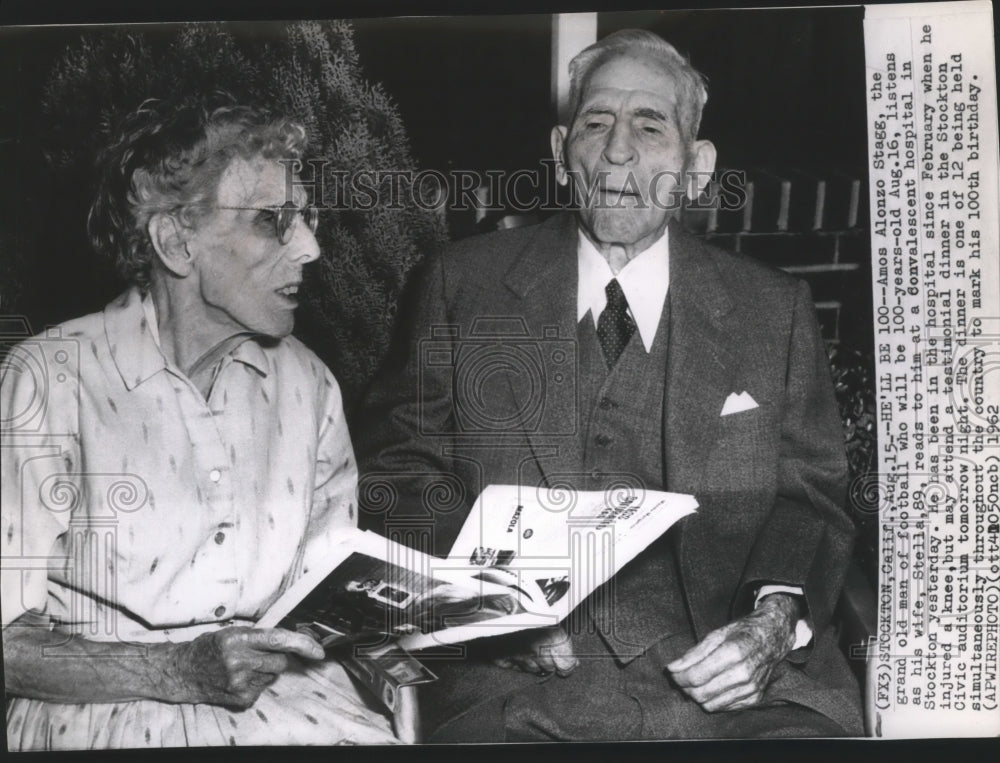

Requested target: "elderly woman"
[{"left": 1, "top": 93, "right": 397, "bottom": 748}]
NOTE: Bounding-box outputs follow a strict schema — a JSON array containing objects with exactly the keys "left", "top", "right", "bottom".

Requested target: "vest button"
[
  {"left": 214, "top": 531, "right": 226, "bottom": 545},
  {"left": 598, "top": 397, "right": 613, "bottom": 410},
  {"left": 595, "top": 434, "right": 612, "bottom": 447},
  {"left": 214, "top": 605, "right": 226, "bottom": 618}
]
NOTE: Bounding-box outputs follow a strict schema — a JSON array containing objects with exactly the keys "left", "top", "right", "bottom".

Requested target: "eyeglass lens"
[{"left": 277, "top": 201, "right": 319, "bottom": 245}]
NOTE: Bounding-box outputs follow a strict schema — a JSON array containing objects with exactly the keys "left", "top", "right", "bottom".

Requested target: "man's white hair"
[{"left": 567, "top": 29, "right": 709, "bottom": 144}]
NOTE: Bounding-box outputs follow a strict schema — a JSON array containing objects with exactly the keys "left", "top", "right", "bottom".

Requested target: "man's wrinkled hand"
[
  {"left": 493, "top": 626, "right": 579, "bottom": 677},
  {"left": 164, "top": 626, "right": 324, "bottom": 709},
  {"left": 666, "top": 593, "right": 801, "bottom": 712}
]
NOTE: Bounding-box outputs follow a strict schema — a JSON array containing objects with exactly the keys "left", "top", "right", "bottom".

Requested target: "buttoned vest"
[{"left": 566, "top": 293, "right": 693, "bottom": 662}]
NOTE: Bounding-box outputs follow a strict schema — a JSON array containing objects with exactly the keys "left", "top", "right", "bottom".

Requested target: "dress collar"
[
  {"left": 576, "top": 228, "right": 671, "bottom": 352},
  {"left": 104, "top": 287, "right": 269, "bottom": 391}
]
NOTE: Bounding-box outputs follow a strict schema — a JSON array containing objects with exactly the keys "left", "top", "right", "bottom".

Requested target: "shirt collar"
[
  {"left": 576, "top": 228, "right": 671, "bottom": 352},
  {"left": 104, "top": 287, "right": 269, "bottom": 391},
  {"left": 104, "top": 287, "right": 168, "bottom": 391}
]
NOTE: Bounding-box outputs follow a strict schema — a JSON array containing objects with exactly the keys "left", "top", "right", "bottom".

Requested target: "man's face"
[
  {"left": 186, "top": 155, "right": 319, "bottom": 339},
  {"left": 552, "top": 52, "right": 715, "bottom": 252}
]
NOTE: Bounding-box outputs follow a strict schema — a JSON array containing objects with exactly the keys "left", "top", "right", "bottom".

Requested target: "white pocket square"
[{"left": 720, "top": 391, "right": 759, "bottom": 416}]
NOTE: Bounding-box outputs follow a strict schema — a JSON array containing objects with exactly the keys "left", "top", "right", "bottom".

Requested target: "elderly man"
[
  {"left": 1, "top": 94, "right": 397, "bottom": 748},
  {"left": 357, "top": 30, "right": 863, "bottom": 740}
]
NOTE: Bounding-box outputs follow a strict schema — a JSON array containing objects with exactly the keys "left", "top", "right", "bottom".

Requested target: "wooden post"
[{"left": 551, "top": 13, "right": 598, "bottom": 125}]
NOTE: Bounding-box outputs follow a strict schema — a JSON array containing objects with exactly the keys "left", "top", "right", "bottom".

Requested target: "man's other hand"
[
  {"left": 666, "top": 593, "right": 801, "bottom": 712},
  {"left": 493, "top": 626, "right": 579, "bottom": 677}
]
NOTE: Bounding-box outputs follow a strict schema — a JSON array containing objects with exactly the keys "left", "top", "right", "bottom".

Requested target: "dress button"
[
  {"left": 214, "top": 605, "right": 226, "bottom": 618},
  {"left": 595, "top": 434, "right": 612, "bottom": 446},
  {"left": 214, "top": 531, "right": 226, "bottom": 544},
  {"left": 599, "top": 397, "right": 613, "bottom": 410},
  {"left": 209, "top": 469, "right": 221, "bottom": 483}
]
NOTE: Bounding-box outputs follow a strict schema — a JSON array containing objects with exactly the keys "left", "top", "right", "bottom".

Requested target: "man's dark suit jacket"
[{"left": 356, "top": 212, "right": 862, "bottom": 734}]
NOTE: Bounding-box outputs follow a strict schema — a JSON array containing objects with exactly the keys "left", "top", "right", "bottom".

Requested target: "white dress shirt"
[{"left": 577, "top": 229, "right": 670, "bottom": 352}]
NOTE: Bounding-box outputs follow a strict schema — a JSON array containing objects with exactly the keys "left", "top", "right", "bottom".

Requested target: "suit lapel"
[
  {"left": 499, "top": 214, "right": 580, "bottom": 487},
  {"left": 496, "top": 216, "right": 743, "bottom": 642},
  {"left": 662, "top": 221, "right": 746, "bottom": 638},
  {"left": 663, "top": 220, "right": 739, "bottom": 493},
  {"left": 492, "top": 215, "right": 742, "bottom": 495}
]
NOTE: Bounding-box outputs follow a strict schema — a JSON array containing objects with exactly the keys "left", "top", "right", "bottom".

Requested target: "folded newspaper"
[{"left": 257, "top": 484, "right": 697, "bottom": 652}]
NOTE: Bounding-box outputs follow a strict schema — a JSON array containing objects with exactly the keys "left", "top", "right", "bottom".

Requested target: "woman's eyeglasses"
[{"left": 217, "top": 201, "right": 319, "bottom": 245}]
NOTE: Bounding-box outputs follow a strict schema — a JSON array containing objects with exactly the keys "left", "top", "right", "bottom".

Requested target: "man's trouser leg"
[{"left": 426, "top": 628, "right": 857, "bottom": 742}]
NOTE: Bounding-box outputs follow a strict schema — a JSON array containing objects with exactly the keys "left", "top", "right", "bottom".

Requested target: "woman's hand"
[
  {"left": 4, "top": 616, "right": 324, "bottom": 708},
  {"left": 164, "top": 627, "right": 325, "bottom": 708}
]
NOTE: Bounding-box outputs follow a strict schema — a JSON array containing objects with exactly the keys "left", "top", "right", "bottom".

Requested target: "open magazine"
[{"left": 257, "top": 485, "right": 697, "bottom": 652}]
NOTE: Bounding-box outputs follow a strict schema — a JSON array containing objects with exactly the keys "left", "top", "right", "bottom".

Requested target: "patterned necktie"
[{"left": 597, "top": 279, "right": 636, "bottom": 369}]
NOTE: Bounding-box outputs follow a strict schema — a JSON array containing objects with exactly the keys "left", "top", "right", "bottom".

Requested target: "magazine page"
[
  {"left": 447, "top": 484, "right": 698, "bottom": 618},
  {"left": 258, "top": 485, "right": 695, "bottom": 650},
  {"left": 258, "top": 528, "right": 552, "bottom": 648}
]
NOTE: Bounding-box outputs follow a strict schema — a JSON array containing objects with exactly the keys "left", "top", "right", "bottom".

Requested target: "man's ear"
[
  {"left": 148, "top": 212, "right": 194, "bottom": 278},
  {"left": 685, "top": 139, "right": 718, "bottom": 202},
  {"left": 550, "top": 126, "right": 569, "bottom": 186}
]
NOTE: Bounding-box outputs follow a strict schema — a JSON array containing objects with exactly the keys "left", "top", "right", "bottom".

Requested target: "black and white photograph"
[
  {"left": 274, "top": 554, "right": 528, "bottom": 648},
  {"left": 0, "top": 0, "right": 997, "bottom": 751}
]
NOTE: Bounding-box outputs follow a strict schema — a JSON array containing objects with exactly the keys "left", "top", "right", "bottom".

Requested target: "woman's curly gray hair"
[{"left": 87, "top": 91, "right": 308, "bottom": 291}]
